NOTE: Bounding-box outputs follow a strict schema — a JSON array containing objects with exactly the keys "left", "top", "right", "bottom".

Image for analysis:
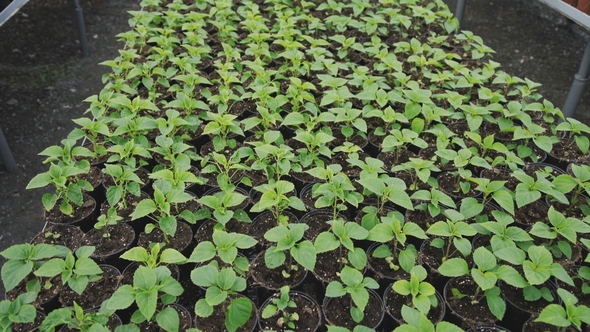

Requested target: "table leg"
[
  {"left": 562, "top": 39, "right": 590, "bottom": 119},
  {"left": 0, "top": 126, "right": 17, "bottom": 172},
  {"left": 73, "top": 0, "right": 88, "bottom": 55},
  {"left": 455, "top": 0, "right": 467, "bottom": 30}
]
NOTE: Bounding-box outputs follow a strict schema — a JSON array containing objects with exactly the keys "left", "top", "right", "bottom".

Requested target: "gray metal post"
[
  {"left": 455, "top": 0, "right": 467, "bottom": 30},
  {"left": 0, "top": 127, "right": 17, "bottom": 172},
  {"left": 73, "top": 0, "right": 88, "bottom": 55},
  {"left": 562, "top": 39, "right": 590, "bottom": 119}
]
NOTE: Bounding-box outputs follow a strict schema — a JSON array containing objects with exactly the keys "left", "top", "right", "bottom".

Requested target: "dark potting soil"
[
  {"left": 249, "top": 251, "right": 307, "bottom": 291},
  {"left": 313, "top": 250, "right": 348, "bottom": 284},
  {"left": 100, "top": 192, "right": 147, "bottom": 222},
  {"left": 194, "top": 295, "right": 257, "bottom": 332},
  {"left": 323, "top": 293, "right": 383, "bottom": 329},
  {"left": 368, "top": 244, "right": 411, "bottom": 282},
  {"left": 78, "top": 166, "right": 103, "bottom": 190},
  {"left": 404, "top": 209, "right": 447, "bottom": 231},
  {"left": 137, "top": 304, "right": 192, "bottom": 332},
  {"left": 480, "top": 168, "right": 519, "bottom": 192},
  {"left": 6, "top": 274, "right": 62, "bottom": 308},
  {"left": 259, "top": 292, "right": 321, "bottom": 332},
  {"left": 555, "top": 266, "right": 590, "bottom": 307},
  {"left": 249, "top": 211, "right": 298, "bottom": 245},
  {"left": 11, "top": 311, "right": 44, "bottom": 332},
  {"left": 522, "top": 163, "right": 564, "bottom": 179},
  {"left": 101, "top": 167, "right": 150, "bottom": 191},
  {"left": 122, "top": 262, "right": 180, "bottom": 286},
  {"left": 384, "top": 289, "right": 444, "bottom": 325},
  {"left": 444, "top": 276, "right": 497, "bottom": 325},
  {"left": 549, "top": 139, "right": 590, "bottom": 163},
  {"left": 514, "top": 199, "right": 549, "bottom": 226},
  {"left": 549, "top": 197, "right": 589, "bottom": 220},
  {"left": 437, "top": 172, "right": 479, "bottom": 199},
  {"left": 300, "top": 184, "right": 319, "bottom": 211},
  {"left": 394, "top": 171, "right": 431, "bottom": 195},
  {"left": 81, "top": 222, "right": 135, "bottom": 257},
  {"left": 137, "top": 221, "right": 193, "bottom": 252},
  {"left": 500, "top": 283, "right": 557, "bottom": 315},
  {"left": 61, "top": 313, "right": 121, "bottom": 332},
  {"left": 300, "top": 210, "right": 335, "bottom": 241},
  {"left": 331, "top": 152, "right": 367, "bottom": 178},
  {"left": 59, "top": 265, "right": 120, "bottom": 309},
  {"left": 195, "top": 219, "right": 250, "bottom": 243},
  {"left": 377, "top": 150, "right": 416, "bottom": 170},
  {"left": 420, "top": 238, "right": 474, "bottom": 274},
  {"left": 30, "top": 224, "right": 84, "bottom": 251},
  {"left": 44, "top": 194, "right": 96, "bottom": 225},
  {"left": 522, "top": 319, "right": 578, "bottom": 332}
]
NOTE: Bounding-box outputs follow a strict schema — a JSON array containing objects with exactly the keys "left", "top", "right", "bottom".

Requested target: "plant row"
[{"left": 3, "top": 0, "right": 590, "bottom": 331}]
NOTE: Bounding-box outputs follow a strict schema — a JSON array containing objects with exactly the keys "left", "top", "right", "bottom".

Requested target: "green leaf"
[
  {"left": 130, "top": 199, "right": 157, "bottom": 220},
  {"left": 485, "top": 287, "right": 506, "bottom": 321},
  {"left": 438, "top": 258, "right": 469, "bottom": 277},
  {"left": 156, "top": 306, "right": 180, "bottom": 332},
  {"left": 191, "top": 264, "right": 217, "bottom": 288},
  {"left": 159, "top": 249, "right": 187, "bottom": 264},
  {"left": 492, "top": 190, "right": 514, "bottom": 215},
  {"left": 106, "top": 285, "right": 135, "bottom": 310},
  {"left": 2, "top": 260, "right": 34, "bottom": 292},
  {"left": 134, "top": 266, "right": 158, "bottom": 290},
  {"left": 206, "top": 286, "right": 228, "bottom": 306},
  {"left": 121, "top": 247, "right": 149, "bottom": 263},
  {"left": 195, "top": 298, "right": 214, "bottom": 318},
  {"left": 188, "top": 242, "right": 216, "bottom": 263},
  {"left": 34, "top": 259, "right": 65, "bottom": 277},
  {"left": 535, "top": 304, "right": 570, "bottom": 327},
  {"left": 225, "top": 297, "right": 252, "bottom": 332},
  {"left": 314, "top": 232, "right": 340, "bottom": 253},
  {"left": 264, "top": 247, "right": 286, "bottom": 269},
  {"left": 291, "top": 240, "right": 316, "bottom": 271},
  {"left": 326, "top": 281, "right": 347, "bottom": 297},
  {"left": 136, "top": 289, "right": 158, "bottom": 321}
]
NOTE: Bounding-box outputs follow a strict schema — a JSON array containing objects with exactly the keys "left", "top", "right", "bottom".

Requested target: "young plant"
[
  {"left": 0, "top": 292, "right": 37, "bottom": 332},
  {"left": 120, "top": 242, "right": 187, "bottom": 270},
  {"left": 190, "top": 261, "right": 252, "bottom": 332},
  {"left": 130, "top": 179, "right": 198, "bottom": 240},
  {"left": 106, "top": 265, "right": 184, "bottom": 332},
  {"left": 438, "top": 246, "right": 528, "bottom": 321},
  {"left": 314, "top": 218, "right": 369, "bottom": 272},
  {"left": 26, "top": 163, "right": 94, "bottom": 216},
  {"left": 325, "top": 265, "right": 380, "bottom": 323},
  {"left": 307, "top": 164, "right": 364, "bottom": 220},
  {"left": 260, "top": 286, "right": 299, "bottom": 331},
  {"left": 188, "top": 229, "right": 255, "bottom": 275},
  {"left": 0, "top": 243, "right": 68, "bottom": 293},
  {"left": 392, "top": 306, "right": 463, "bottom": 332},
  {"left": 250, "top": 180, "right": 306, "bottom": 226},
  {"left": 264, "top": 224, "right": 317, "bottom": 277},
  {"left": 39, "top": 302, "right": 114, "bottom": 332},
  {"left": 535, "top": 288, "right": 590, "bottom": 331},
  {"left": 357, "top": 173, "right": 413, "bottom": 230},
  {"left": 529, "top": 206, "right": 590, "bottom": 261},
  {"left": 391, "top": 265, "right": 438, "bottom": 315},
  {"left": 426, "top": 209, "right": 476, "bottom": 263},
  {"left": 33, "top": 246, "right": 103, "bottom": 295},
  {"left": 367, "top": 212, "right": 426, "bottom": 272},
  {"left": 197, "top": 181, "right": 251, "bottom": 229},
  {"left": 552, "top": 163, "right": 590, "bottom": 213},
  {"left": 102, "top": 163, "right": 144, "bottom": 210}
]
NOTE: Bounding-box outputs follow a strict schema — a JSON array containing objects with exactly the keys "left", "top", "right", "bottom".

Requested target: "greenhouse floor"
[{"left": 0, "top": 0, "right": 589, "bottom": 296}]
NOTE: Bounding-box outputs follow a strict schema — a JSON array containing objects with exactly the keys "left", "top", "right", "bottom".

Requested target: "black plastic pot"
[
  {"left": 382, "top": 282, "right": 446, "bottom": 327},
  {"left": 44, "top": 194, "right": 98, "bottom": 232},
  {"left": 322, "top": 288, "right": 385, "bottom": 330},
  {"left": 258, "top": 290, "right": 322, "bottom": 332}
]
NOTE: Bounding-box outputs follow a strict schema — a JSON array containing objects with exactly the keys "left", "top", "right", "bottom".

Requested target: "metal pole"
[
  {"left": 0, "top": 127, "right": 17, "bottom": 172},
  {"left": 73, "top": 0, "right": 88, "bottom": 55},
  {"left": 562, "top": 39, "right": 590, "bottom": 119},
  {"left": 455, "top": 0, "right": 467, "bottom": 31}
]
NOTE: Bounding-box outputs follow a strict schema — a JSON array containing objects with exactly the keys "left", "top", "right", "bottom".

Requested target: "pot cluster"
[{"left": 3, "top": 0, "right": 590, "bottom": 331}]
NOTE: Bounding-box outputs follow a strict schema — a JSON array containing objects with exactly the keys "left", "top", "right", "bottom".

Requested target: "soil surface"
[{"left": 2, "top": 0, "right": 590, "bottom": 298}]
